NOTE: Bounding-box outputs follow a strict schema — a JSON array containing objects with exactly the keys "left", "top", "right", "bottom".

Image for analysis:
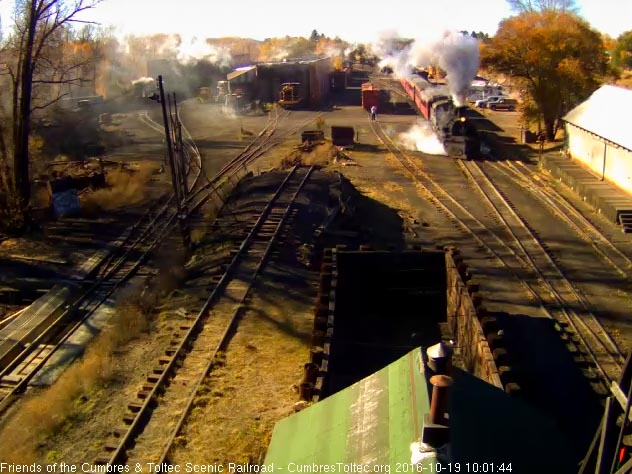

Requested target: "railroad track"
[
  {"left": 0, "top": 155, "right": 201, "bottom": 415},
  {"left": 0, "top": 105, "right": 321, "bottom": 416},
  {"left": 487, "top": 160, "right": 632, "bottom": 279},
  {"left": 0, "top": 110, "right": 206, "bottom": 414},
  {"left": 92, "top": 165, "right": 314, "bottom": 466},
  {"left": 369, "top": 119, "right": 625, "bottom": 391},
  {"left": 184, "top": 108, "right": 324, "bottom": 214},
  {"left": 458, "top": 159, "right": 625, "bottom": 384}
]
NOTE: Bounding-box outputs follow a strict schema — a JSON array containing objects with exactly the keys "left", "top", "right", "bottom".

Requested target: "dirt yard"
[{"left": 2, "top": 97, "right": 632, "bottom": 467}]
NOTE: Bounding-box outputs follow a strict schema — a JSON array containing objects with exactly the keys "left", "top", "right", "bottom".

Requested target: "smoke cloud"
[
  {"left": 131, "top": 76, "right": 155, "bottom": 86},
  {"left": 398, "top": 120, "right": 447, "bottom": 155},
  {"left": 176, "top": 36, "right": 232, "bottom": 68},
  {"left": 376, "top": 30, "right": 479, "bottom": 105}
]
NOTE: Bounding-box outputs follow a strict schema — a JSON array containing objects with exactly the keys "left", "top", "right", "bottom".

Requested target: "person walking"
[{"left": 370, "top": 105, "right": 377, "bottom": 121}]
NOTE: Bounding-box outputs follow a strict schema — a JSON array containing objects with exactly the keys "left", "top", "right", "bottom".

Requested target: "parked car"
[
  {"left": 475, "top": 95, "right": 506, "bottom": 108},
  {"left": 489, "top": 98, "right": 518, "bottom": 111}
]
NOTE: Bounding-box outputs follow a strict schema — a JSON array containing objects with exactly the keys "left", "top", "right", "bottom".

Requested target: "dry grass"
[
  {"left": 615, "top": 70, "right": 632, "bottom": 90},
  {"left": 280, "top": 143, "right": 337, "bottom": 168},
  {"left": 169, "top": 290, "right": 312, "bottom": 464},
  {"left": 80, "top": 162, "right": 157, "bottom": 216},
  {"left": 0, "top": 245, "right": 187, "bottom": 462},
  {"left": 383, "top": 181, "right": 404, "bottom": 193}
]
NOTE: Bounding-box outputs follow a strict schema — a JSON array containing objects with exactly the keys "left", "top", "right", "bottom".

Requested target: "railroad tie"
[
  {"left": 94, "top": 456, "right": 111, "bottom": 466},
  {"left": 128, "top": 402, "right": 143, "bottom": 413},
  {"left": 147, "top": 374, "right": 160, "bottom": 383},
  {"left": 137, "top": 389, "right": 151, "bottom": 400},
  {"left": 103, "top": 442, "right": 120, "bottom": 453},
  {"left": 123, "top": 412, "right": 137, "bottom": 425}
]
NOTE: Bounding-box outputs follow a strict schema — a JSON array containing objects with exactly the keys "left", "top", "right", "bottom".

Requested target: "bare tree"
[
  {"left": 507, "top": 0, "right": 577, "bottom": 12},
  {"left": 2, "top": 0, "right": 101, "bottom": 207}
]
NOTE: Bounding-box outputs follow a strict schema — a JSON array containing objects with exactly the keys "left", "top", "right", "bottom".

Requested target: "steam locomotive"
[{"left": 401, "top": 77, "right": 479, "bottom": 159}]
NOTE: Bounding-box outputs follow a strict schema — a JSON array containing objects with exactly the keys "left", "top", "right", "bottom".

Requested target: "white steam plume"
[
  {"left": 434, "top": 32, "right": 479, "bottom": 105},
  {"left": 398, "top": 120, "right": 447, "bottom": 155},
  {"left": 131, "top": 76, "right": 155, "bottom": 86},
  {"left": 376, "top": 30, "right": 479, "bottom": 106},
  {"left": 322, "top": 45, "right": 345, "bottom": 58},
  {"left": 177, "top": 36, "right": 232, "bottom": 67}
]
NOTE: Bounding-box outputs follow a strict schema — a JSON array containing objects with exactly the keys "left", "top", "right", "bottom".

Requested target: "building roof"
[
  {"left": 563, "top": 85, "right": 632, "bottom": 151},
  {"left": 264, "top": 348, "right": 436, "bottom": 468},
  {"left": 227, "top": 65, "right": 256, "bottom": 81},
  {"left": 258, "top": 56, "right": 329, "bottom": 66},
  {"left": 264, "top": 348, "right": 576, "bottom": 472}
]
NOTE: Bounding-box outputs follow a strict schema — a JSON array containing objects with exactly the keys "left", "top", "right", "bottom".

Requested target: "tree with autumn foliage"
[
  {"left": 258, "top": 32, "right": 348, "bottom": 63},
  {"left": 613, "top": 31, "right": 632, "bottom": 69},
  {"left": 482, "top": 10, "right": 607, "bottom": 140},
  {"left": 0, "top": 0, "right": 101, "bottom": 216}
]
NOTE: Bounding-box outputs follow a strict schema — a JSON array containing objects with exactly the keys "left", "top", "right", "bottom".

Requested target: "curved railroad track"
[
  {"left": 91, "top": 165, "right": 314, "bottom": 466},
  {"left": 0, "top": 115, "right": 204, "bottom": 415},
  {"left": 0, "top": 106, "right": 297, "bottom": 415},
  {"left": 369, "top": 118, "right": 625, "bottom": 392}
]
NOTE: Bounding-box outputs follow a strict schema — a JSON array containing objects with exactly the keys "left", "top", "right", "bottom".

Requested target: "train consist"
[{"left": 401, "top": 77, "right": 480, "bottom": 159}]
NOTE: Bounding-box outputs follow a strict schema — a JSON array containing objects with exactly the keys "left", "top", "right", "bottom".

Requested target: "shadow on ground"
[{"left": 491, "top": 310, "right": 603, "bottom": 465}]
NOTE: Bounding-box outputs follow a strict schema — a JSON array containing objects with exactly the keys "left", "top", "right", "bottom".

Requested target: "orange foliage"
[{"left": 482, "top": 10, "right": 607, "bottom": 138}]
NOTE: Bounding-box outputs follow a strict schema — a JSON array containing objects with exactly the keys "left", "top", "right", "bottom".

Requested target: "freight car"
[{"left": 401, "top": 77, "right": 479, "bottom": 159}]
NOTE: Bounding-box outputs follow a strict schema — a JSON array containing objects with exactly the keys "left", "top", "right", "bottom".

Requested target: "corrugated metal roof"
[
  {"left": 264, "top": 348, "right": 577, "bottom": 472},
  {"left": 563, "top": 85, "right": 632, "bottom": 151},
  {"left": 264, "top": 348, "right": 435, "bottom": 469}
]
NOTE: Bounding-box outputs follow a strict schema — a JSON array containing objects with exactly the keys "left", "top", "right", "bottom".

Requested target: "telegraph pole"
[
  {"left": 158, "top": 75, "right": 190, "bottom": 249},
  {"left": 159, "top": 75, "right": 180, "bottom": 205},
  {"left": 173, "top": 93, "right": 188, "bottom": 200}
]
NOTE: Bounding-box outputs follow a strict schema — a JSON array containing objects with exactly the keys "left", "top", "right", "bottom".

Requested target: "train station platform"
[{"left": 539, "top": 153, "right": 632, "bottom": 231}]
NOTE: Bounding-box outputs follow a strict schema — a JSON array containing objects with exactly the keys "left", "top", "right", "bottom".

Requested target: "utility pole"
[
  {"left": 173, "top": 93, "right": 188, "bottom": 200},
  {"left": 158, "top": 75, "right": 190, "bottom": 250}
]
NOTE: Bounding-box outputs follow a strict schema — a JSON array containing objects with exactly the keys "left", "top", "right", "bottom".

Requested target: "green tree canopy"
[
  {"left": 482, "top": 10, "right": 607, "bottom": 139},
  {"left": 613, "top": 30, "right": 632, "bottom": 69}
]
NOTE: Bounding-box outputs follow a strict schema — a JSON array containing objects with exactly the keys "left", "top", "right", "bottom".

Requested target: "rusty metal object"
[{"left": 429, "top": 374, "right": 453, "bottom": 425}]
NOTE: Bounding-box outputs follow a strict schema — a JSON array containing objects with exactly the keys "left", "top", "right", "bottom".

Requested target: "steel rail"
[
  {"left": 459, "top": 160, "right": 625, "bottom": 383},
  {"left": 495, "top": 160, "right": 632, "bottom": 276},
  {"left": 96, "top": 165, "right": 312, "bottom": 465},
  {"left": 370, "top": 119, "right": 621, "bottom": 389},
  {"left": 0, "top": 106, "right": 314, "bottom": 418},
  {"left": 0, "top": 110, "right": 204, "bottom": 414},
  {"left": 155, "top": 165, "right": 314, "bottom": 466}
]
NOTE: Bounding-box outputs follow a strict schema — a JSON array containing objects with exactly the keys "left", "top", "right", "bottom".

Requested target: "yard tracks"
[
  {"left": 459, "top": 160, "right": 625, "bottom": 386},
  {"left": 0, "top": 105, "right": 304, "bottom": 416},
  {"left": 370, "top": 118, "right": 625, "bottom": 392},
  {"left": 93, "top": 165, "right": 314, "bottom": 466}
]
